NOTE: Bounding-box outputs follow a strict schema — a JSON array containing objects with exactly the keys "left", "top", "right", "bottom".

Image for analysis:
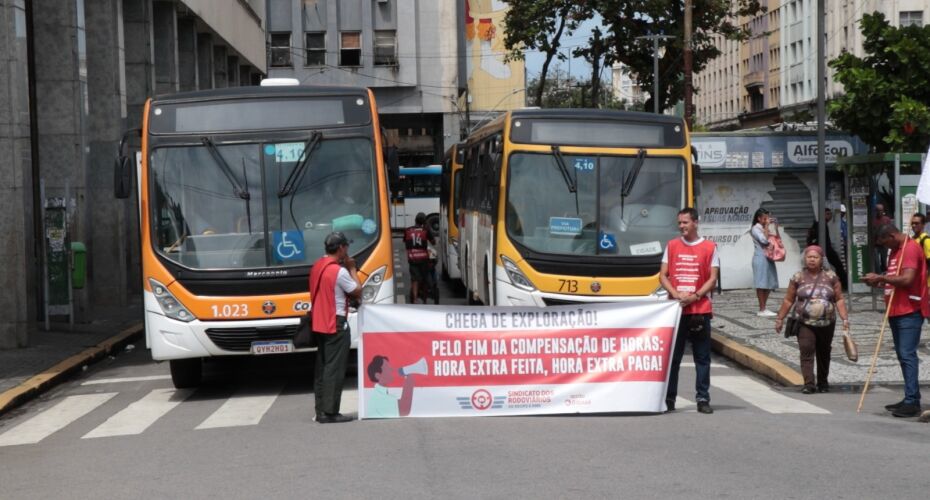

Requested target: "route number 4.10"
[
  {"left": 210, "top": 304, "right": 249, "bottom": 318},
  {"left": 558, "top": 279, "right": 578, "bottom": 293}
]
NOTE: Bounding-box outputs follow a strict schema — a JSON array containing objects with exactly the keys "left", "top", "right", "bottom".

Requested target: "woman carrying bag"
[
  {"left": 751, "top": 209, "right": 781, "bottom": 316},
  {"left": 774, "top": 245, "right": 850, "bottom": 394}
]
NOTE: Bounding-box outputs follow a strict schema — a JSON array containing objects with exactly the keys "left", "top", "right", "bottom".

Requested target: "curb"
[
  {"left": 710, "top": 331, "right": 804, "bottom": 387},
  {"left": 0, "top": 323, "right": 145, "bottom": 417}
]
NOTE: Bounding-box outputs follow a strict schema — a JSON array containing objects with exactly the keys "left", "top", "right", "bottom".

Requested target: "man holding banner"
[{"left": 660, "top": 208, "right": 720, "bottom": 415}]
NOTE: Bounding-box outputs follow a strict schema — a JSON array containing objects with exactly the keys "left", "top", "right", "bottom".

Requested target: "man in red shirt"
[
  {"left": 863, "top": 223, "right": 928, "bottom": 418},
  {"left": 309, "top": 232, "right": 361, "bottom": 423},
  {"left": 659, "top": 207, "right": 720, "bottom": 415}
]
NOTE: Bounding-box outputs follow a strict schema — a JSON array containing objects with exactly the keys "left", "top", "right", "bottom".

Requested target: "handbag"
[
  {"left": 764, "top": 234, "right": 786, "bottom": 262},
  {"left": 294, "top": 262, "right": 339, "bottom": 348},
  {"left": 843, "top": 330, "right": 859, "bottom": 362},
  {"left": 784, "top": 316, "right": 802, "bottom": 338}
]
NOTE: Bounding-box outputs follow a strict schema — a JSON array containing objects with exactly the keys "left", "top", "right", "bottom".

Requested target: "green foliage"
[
  {"left": 527, "top": 69, "right": 632, "bottom": 110},
  {"left": 829, "top": 13, "right": 930, "bottom": 152},
  {"left": 501, "top": 0, "right": 764, "bottom": 111}
]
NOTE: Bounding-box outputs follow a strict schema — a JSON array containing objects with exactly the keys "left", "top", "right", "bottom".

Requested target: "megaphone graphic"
[{"left": 399, "top": 357, "right": 428, "bottom": 377}]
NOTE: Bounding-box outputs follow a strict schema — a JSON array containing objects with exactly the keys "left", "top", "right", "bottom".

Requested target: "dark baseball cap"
[{"left": 324, "top": 231, "right": 352, "bottom": 252}]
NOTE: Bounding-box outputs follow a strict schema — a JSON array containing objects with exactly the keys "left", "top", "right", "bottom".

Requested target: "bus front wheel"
[{"left": 170, "top": 358, "right": 203, "bottom": 388}]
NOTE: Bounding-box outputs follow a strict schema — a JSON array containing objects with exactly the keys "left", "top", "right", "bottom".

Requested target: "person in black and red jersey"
[
  {"left": 659, "top": 207, "right": 720, "bottom": 415},
  {"left": 404, "top": 212, "right": 436, "bottom": 304}
]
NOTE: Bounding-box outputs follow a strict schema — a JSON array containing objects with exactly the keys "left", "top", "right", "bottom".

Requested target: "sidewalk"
[
  {"left": 711, "top": 289, "right": 930, "bottom": 387},
  {"left": 0, "top": 304, "right": 143, "bottom": 415}
]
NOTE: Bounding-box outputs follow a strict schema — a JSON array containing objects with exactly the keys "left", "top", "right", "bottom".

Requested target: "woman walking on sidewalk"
[
  {"left": 751, "top": 209, "right": 779, "bottom": 316},
  {"left": 774, "top": 245, "right": 849, "bottom": 394}
]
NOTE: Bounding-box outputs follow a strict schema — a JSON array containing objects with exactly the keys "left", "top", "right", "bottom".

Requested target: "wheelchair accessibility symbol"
[
  {"left": 598, "top": 232, "right": 618, "bottom": 253},
  {"left": 273, "top": 230, "right": 305, "bottom": 262}
]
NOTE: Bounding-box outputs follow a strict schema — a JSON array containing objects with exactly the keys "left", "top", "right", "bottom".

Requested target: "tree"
[
  {"left": 501, "top": 1, "right": 593, "bottom": 107},
  {"left": 597, "top": 0, "right": 764, "bottom": 113},
  {"left": 829, "top": 13, "right": 930, "bottom": 152},
  {"left": 527, "top": 68, "right": 637, "bottom": 110},
  {"left": 573, "top": 27, "right": 608, "bottom": 108}
]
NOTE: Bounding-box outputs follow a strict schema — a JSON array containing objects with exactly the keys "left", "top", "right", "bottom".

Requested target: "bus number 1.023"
[{"left": 211, "top": 304, "right": 249, "bottom": 318}]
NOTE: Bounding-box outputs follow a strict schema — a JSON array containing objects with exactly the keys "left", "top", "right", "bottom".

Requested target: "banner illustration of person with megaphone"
[{"left": 364, "top": 356, "right": 426, "bottom": 418}]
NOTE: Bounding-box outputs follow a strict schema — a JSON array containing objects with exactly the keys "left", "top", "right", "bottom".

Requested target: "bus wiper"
[
  {"left": 279, "top": 132, "right": 322, "bottom": 198},
  {"left": 551, "top": 146, "right": 576, "bottom": 193},
  {"left": 201, "top": 136, "right": 250, "bottom": 200},
  {"left": 621, "top": 149, "right": 647, "bottom": 198}
]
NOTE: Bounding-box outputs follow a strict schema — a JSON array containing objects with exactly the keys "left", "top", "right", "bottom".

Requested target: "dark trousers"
[
  {"left": 797, "top": 322, "right": 835, "bottom": 388},
  {"left": 666, "top": 314, "right": 712, "bottom": 403},
  {"left": 313, "top": 316, "right": 350, "bottom": 416}
]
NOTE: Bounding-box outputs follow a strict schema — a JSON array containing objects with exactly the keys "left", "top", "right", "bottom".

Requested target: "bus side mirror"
[
  {"left": 691, "top": 146, "right": 702, "bottom": 200},
  {"left": 114, "top": 128, "right": 140, "bottom": 199}
]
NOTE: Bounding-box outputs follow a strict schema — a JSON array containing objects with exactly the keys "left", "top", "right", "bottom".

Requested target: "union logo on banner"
[{"left": 457, "top": 389, "right": 505, "bottom": 411}]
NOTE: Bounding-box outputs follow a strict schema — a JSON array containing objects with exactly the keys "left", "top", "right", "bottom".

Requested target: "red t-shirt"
[
  {"left": 665, "top": 237, "right": 718, "bottom": 315},
  {"left": 885, "top": 239, "right": 929, "bottom": 318}
]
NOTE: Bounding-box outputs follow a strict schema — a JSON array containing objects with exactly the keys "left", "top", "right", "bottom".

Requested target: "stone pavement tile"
[{"left": 712, "top": 289, "right": 930, "bottom": 385}]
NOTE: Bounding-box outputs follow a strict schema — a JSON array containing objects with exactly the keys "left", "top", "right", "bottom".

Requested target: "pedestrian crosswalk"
[{"left": 0, "top": 373, "right": 832, "bottom": 448}]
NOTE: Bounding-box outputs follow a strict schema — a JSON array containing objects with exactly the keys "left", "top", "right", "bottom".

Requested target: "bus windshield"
[
  {"left": 151, "top": 137, "right": 378, "bottom": 269},
  {"left": 506, "top": 152, "right": 684, "bottom": 257}
]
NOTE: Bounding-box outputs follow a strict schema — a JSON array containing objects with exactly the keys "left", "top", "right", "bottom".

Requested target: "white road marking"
[
  {"left": 714, "top": 376, "right": 831, "bottom": 414},
  {"left": 340, "top": 388, "right": 358, "bottom": 414},
  {"left": 680, "top": 362, "right": 728, "bottom": 369},
  {"left": 0, "top": 393, "right": 117, "bottom": 447},
  {"left": 82, "top": 388, "right": 193, "bottom": 439},
  {"left": 81, "top": 375, "right": 172, "bottom": 386},
  {"left": 196, "top": 387, "right": 283, "bottom": 429}
]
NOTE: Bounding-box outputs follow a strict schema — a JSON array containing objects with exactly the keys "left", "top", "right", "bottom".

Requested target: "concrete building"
[
  {"left": 264, "top": 0, "right": 524, "bottom": 166},
  {"left": 697, "top": 1, "right": 930, "bottom": 130},
  {"left": 694, "top": 31, "right": 741, "bottom": 129},
  {"left": 0, "top": 0, "right": 266, "bottom": 349},
  {"left": 610, "top": 62, "right": 645, "bottom": 108}
]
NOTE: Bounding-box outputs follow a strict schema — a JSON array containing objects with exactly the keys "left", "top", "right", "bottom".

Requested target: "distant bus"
[
  {"left": 115, "top": 84, "right": 395, "bottom": 388},
  {"left": 458, "top": 109, "right": 697, "bottom": 306},
  {"left": 390, "top": 165, "right": 441, "bottom": 232},
  {"left": 439, "top": 144, "right": 465, "bottom": 280}
]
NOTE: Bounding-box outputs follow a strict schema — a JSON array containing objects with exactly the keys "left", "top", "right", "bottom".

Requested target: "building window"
[
  {"left": 270, "top": 32, "right": 292, "bottom": 67},
  {"left": 374, "top": 30, "right": 397, "bottom": 66},
  {"left": 900, "top": 11, "right": 923, "bottom": 27},
  {"left": 340, "top": 32, "right": 361, "bottom": 66},
  {"left": 305, "top": 32, "right": 325, "bottom": 66}
]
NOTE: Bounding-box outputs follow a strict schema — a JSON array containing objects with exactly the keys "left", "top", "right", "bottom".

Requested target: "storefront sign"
[
  {"left": 357, "top": 302, "right": 681, "bottom": 418},
  {"left": 692, "top": 134, "right": 867, "bottom": 170}
]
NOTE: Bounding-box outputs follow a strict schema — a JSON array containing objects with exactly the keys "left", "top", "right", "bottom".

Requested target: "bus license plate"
[{"left": 251, "top": 340, "right": 294, "bottom": 355}]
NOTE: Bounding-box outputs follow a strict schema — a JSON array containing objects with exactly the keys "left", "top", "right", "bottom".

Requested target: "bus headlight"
[
  {"left": 148, "top": 278, "right": 194, "bottom": 322},
  {"left": 501, "top": 255, "right": 535, "bottom": 292},
  {"left": 361, "top": 266, "right": 387, "bottom": 303}
]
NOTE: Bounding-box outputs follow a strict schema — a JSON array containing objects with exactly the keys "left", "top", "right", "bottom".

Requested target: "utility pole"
[
  {"left": 684, "top": 0, "right": 694, "bottom": 129},
  {"left": 636, "top": 34, "right": 675, "bottom": 114},
  {"left": 817, "top": 0, "right": 826, "bottom": 251}
]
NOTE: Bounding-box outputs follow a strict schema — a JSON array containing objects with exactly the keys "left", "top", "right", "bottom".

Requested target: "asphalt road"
[{"left": 0, "top": 265, "right": 927, "bottom": 499}]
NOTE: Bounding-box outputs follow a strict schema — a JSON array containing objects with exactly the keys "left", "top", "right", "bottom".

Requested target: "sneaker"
[
  {"left": 801, "top": 385, "right": 816, "bottom": 394},
  {"left": 316, "top": 413, "right": 353, "bottom": 424},
  {"left": 892, "top": 404, "right": 921, "bottom": 418},
  {"left": 756, "top": 310, "right": 777, "bottom": 317},
  {"left": 697, "top": 401, "right": 714, "bottom": 414},
  {"left": 665, "top": 398, "right": 676, "bottom": 412},
  {"left": 817, "top": 384, "right": 830, "bottom": 393},
  {"left": 884, "top": 399, "right": 906, "bottom": 411}
]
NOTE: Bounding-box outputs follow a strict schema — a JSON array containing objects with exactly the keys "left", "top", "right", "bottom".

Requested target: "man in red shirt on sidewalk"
[
  {"left": 659, "top": 207, "right": 720, "bottom": 415},
  {"left": 863, "top": 223, "right": 928, "bottom": 418}
]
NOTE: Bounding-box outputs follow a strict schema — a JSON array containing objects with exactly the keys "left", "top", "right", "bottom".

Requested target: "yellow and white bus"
[
  {"left": 439, "top": 143, "right": 465, "bottom": 281},
  {"left": 458, "top": 109, "right": 697, "bottom": 306},
  {"left": 115, "top": 84, "right": 395, "bottom": 387}
]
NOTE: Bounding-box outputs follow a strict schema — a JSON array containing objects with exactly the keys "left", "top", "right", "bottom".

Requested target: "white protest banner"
[{"left": 357, "top": 301, "right": 682, "bottom": 419}]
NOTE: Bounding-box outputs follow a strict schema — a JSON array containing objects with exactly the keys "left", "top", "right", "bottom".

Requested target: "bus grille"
[
  {"left": 542, "top": 297, "right": 604, "bottom": 306},
  {"left": 205, "top": 325, "right": 300, "bottom": 352}
]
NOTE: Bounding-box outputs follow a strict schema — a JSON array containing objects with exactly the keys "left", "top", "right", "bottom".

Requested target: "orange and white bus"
[
  {"left": 115, "top": 83, "right": 395, "bottom": 387},
  {"left": 458, "top": 109, "right": 697, "bottom": 306},
  {"left": 439, "top": 143, "right": 465, "bottom": 281}
]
